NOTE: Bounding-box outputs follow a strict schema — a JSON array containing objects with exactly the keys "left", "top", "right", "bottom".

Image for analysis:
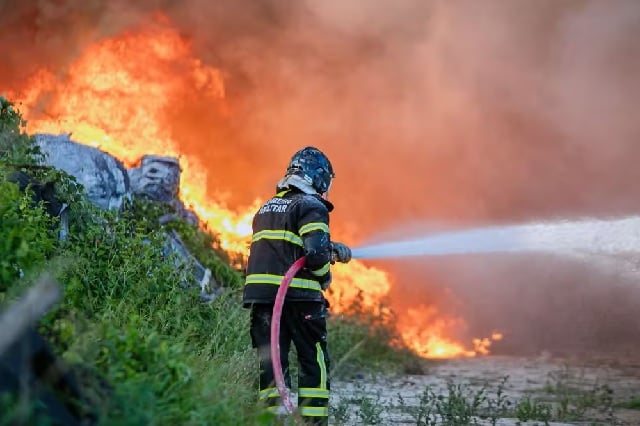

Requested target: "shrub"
[
  {"left": 0, "top": 96, "right": 41, "bottom": 166},
  {"left": 0, "top": 173, "right": 56, "bottom": 293}
]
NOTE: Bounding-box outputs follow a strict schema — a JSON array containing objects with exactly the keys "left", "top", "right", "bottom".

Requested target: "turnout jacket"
[{"left": 243, "top": 188, "right": 334, "bottom": 306}]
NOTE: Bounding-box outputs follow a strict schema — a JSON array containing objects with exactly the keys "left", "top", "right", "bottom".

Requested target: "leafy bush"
[
  {"left": 0, "top": 97, "right": 41, "bottom": 166},
  {"left": 0, "top": 178, "right": 56, "bottom": 291},
  {"left": 0, "top": 97, "right": 57, "bottom": 292}
]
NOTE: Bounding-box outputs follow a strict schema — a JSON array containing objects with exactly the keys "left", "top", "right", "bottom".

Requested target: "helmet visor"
[{"left": 321, "top": 178, "right": 333, "bottom": 201}]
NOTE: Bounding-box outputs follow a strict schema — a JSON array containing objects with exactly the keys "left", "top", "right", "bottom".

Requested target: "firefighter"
[{"left": 243, "top": 146, "right": 352, "bottom": 425}]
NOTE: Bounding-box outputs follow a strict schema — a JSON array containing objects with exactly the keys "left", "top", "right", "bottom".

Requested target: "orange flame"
[
  {"left": 12, "top": 17, "right": 255, "bottom": 254},
  {"left": 11, "top": 15, "right": 500, "bottom": 359},
  {"left": 329, "top": 261, "right": 392, "bottom": 313},
  {"left": 397, "top": 305, "right": 504, "bottom": 359}
]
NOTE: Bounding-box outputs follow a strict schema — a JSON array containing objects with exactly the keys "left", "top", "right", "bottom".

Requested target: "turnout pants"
[{"left": 250, "top": 302, "right": 330, "bottom": 425}]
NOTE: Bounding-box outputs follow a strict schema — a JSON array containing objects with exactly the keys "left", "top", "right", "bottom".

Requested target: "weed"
[
  {"left": 617, "top": 396, "right": 640, "bottom": 410},
  {"left": 356, "top": 390, "right": 384, "bottom": 425},
  {"left": 330, "top": 398, "right": 351, "bottom": 425},
  {"left": 397, "top": 386, "right": 438, "bottom": 426},
  {"left": 396, "top": 380, "right": 489, "bottom": 426},
  {"left": 437, "top": 381, "right": 485, "bottom": 425},
  {"left": 515, "top": 396, "right": 552, "bottom": 424},
  {"left": 543, "top": 367, "right": 615, "bottom": 422},
  {"left": 480, "top": 376, "right": 512, "bottom": 426}
]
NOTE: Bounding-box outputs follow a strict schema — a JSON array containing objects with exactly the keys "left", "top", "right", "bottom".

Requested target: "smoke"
[
  {"left": 2, "top": 0, "right": 640, "bottom": 355},
  {"left": 167, "top": 0, "right": 640, "bottom": 232},
  {"left": 360, "top": 218, "right": 640, "bottom": 356},
  {"left": 0, "top": 0, "right": 158, "bottom": 86},
  {"left": 386, "top": 253, "right": 640, "bottom": 356}
]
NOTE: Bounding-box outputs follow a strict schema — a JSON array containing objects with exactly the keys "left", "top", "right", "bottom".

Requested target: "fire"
[
  {"left": 9, "top": 15, "right": 500, "bottom": 359},
  {"left": 11, "top": 16, "right": 254, "bottom": 254},
  {"left": 328, "top": 261, "right": 392, "bottom": 313},
  {"left": 397, "top": 305, "right": 504, "bottom": 359}
]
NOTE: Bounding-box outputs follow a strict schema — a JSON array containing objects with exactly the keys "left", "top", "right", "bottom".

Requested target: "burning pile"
[{"left": 5, "top": 13, "right": 501, "bottom": 359}]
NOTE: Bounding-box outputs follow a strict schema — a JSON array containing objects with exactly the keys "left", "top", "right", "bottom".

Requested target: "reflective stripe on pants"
[{"left": 250, "top": 302, "right": 330, "bottom": 425}]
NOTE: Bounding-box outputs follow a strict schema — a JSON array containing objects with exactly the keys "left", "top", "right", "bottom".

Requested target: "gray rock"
[
  {"left": 163, "top": 230, "right": 222, "bottom": 302},
  {"left": 180, "top": 208, "right": 200, "bottom": 227},
  {"left": 128, "top": 155, "right": 200, "bottom": 226},
  {"left": 157, "top": 210, "right": 198, "bottom": 227},
  {"left": 171, "top": 199, "right": 200, "bottom": 227},
  {"left": 128, "top": 155, "right": 180, "bottom": 202},
  {"left": 34, "top": 134, "right": 130, "bottom": 210}
]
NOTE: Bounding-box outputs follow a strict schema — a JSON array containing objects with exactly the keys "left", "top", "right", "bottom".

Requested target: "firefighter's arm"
[{"left": 298, "top": 200, "right": 332, "bottom": 288}]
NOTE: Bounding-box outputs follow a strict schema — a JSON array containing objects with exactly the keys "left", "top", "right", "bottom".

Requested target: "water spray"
[
  {"left": 351, "top": 216, "right": 640, "bottom": 261},
  {"left": 272, "top": 216, "right": 640, "bottom": 413}
]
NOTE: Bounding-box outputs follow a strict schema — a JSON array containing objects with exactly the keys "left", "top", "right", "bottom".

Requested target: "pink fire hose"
[{"left": 271, "top": 256, "right": 306, "bottom": 414}]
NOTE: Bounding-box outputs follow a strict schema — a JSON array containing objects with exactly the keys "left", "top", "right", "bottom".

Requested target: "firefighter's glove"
[{"left": 330, "top": 242, "right": 352, "bottom": 264}]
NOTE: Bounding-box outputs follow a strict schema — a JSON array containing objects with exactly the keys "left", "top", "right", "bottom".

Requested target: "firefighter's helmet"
[{"left": 284, "top": 147, "right": 335, "bottom": 195}]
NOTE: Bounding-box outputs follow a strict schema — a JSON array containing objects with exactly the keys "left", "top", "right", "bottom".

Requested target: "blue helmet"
[{"left": 285, "top": 147, "right": 335, "bottom": 194}]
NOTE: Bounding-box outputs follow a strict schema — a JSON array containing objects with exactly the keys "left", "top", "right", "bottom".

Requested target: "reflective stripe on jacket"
[{"left": 243, "top": 189, "right": 333, "bottom": 305}]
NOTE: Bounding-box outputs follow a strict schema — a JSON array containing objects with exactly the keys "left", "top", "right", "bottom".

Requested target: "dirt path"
[{"left": 330, "top": 355, "right": 640, "bottom": 425}]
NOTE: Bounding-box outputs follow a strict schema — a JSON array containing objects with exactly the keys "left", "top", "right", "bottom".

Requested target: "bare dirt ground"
[{"left": 330, "top": 355, "right": 640, "bottom": 425}]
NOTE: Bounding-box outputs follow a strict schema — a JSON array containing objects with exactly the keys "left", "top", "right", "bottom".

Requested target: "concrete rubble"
[{"left": 34, "top": 133, "right": 221, "bottom": 301}]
